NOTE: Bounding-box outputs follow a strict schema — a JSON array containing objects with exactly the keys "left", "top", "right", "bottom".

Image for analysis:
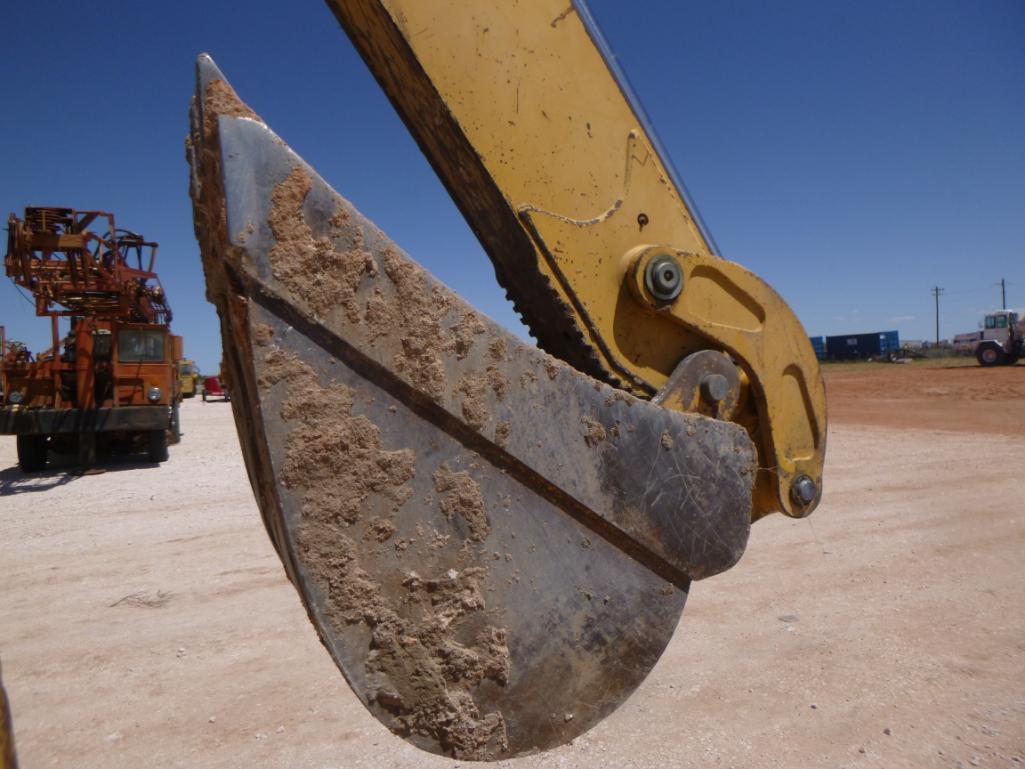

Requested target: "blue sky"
[{"left": 2, "top": 0, "right": 1022, "bottom": 372}]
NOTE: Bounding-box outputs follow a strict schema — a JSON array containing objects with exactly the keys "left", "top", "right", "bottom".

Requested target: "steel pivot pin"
[
  {"left": 791, "top": 474, "right": 817, "bottom": 507},
  {"left": 644, "top": 253, "right": 683, "bottom": 303}
]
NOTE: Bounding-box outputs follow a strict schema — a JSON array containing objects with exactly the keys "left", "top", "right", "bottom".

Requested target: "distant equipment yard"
[{"left": 1, "top": 206, "right": 184, "bottom": 471}]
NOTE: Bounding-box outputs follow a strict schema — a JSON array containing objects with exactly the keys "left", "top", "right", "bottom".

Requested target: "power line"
[{"left": 14, "top": 285, "right": 36, "bottom": 308}]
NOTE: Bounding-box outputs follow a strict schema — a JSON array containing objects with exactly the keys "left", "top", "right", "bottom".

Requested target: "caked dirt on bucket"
[{"left": 254, "top": 342, "right": 510, "bottom": 760}]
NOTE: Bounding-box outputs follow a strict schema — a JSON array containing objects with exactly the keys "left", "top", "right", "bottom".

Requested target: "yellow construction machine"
[
  {"left": 187, "top": 0, "right": 826, "bottom": 760},
  {"left": 177, "top": 358, "right": 200, "bottom": 397}
]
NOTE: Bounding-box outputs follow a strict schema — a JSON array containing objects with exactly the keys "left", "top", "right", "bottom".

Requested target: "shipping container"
[
  {"left": 879, "top": 330, "right": 900, "bottom": 355},
  {"left": 808, "top": 336, "right": 826, "bottom": 361},
  {"left": 825, "top": 330, "right": 900, "bottom": 360}
]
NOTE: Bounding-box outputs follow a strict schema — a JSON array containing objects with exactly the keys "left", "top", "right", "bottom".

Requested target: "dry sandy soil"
[{"left": 2, "top": 361, "right": 1023, "bottom": 769}]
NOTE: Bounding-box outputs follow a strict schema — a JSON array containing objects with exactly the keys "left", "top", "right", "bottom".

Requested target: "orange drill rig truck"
[{"left": 1, "top": 206, "right": 182, "bottom": 472}]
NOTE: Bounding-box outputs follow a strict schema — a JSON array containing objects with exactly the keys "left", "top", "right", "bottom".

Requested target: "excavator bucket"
[{"left": 188, "top": 56, "right": 756, "bottom": 760}]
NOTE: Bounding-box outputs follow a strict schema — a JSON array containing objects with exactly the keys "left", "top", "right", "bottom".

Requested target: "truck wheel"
[
  {"left": 168, "top": 403, "right": 182, "bottom": 445},
  {"left": 976, "top": 343, "right": 1005, "bottom": 367},
  {"left": 147, "top": 430, "right": 169, "bottom": 463},
  {"left": 202, "top": 391, "right": 207, "bottom": 402},
  {"left": 77, "top": 433, "right": 97, "bottom": 468},
  {"left": 16, "top": 435, "right": 48, "bottom": 473}
]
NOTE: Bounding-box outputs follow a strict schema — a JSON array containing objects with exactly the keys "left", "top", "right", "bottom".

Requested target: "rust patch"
[{"left": 433, "top": 464, "right": 491, "bottom": 542}]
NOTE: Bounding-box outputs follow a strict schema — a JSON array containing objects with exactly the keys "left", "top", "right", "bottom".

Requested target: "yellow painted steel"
[
  {"left": 0, "top": 661, "right": 17, "bottom": 769},
  {"left": 326, "top": 0, "right": 826, "bottom": 517}
]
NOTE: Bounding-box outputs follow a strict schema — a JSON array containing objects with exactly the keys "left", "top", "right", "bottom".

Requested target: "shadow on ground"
[{"left": 0, "top": 453, "right": 159, "bottom": 496}]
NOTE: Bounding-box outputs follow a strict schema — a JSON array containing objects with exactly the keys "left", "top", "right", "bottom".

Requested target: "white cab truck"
[{"left": 953, "top": 310, "right": 1023, "bottom": 366}]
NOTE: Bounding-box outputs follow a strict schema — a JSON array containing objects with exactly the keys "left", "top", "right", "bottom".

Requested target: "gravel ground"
[{"left": 1, "top": 366, "right": 1023, "bottom": 768}]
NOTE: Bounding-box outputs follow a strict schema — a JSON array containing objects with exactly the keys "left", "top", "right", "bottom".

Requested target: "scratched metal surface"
[{"left": 188, "top": 55, "right": 756, "bottom": 759}]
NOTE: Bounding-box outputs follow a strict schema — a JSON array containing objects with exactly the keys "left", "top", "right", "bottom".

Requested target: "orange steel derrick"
[{"left": 5, "top": 207, "right": 172, "bottom": 326}]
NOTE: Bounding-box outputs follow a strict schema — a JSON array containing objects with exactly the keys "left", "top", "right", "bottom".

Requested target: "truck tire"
[
  {"left": 16, "top": 434, "right": 48, "bottom": 473},
  {"left": 168, "top": 403, "right": 182, "bottom": 445},
  {"left": 147, "top": 429, "right": 169, "bottom": 463},
  {"left": 976, "top": 343, "right": 1005, "bottom": 367},
  {"left": 77, "top": 433, "right": 97, "bottom": 468}
]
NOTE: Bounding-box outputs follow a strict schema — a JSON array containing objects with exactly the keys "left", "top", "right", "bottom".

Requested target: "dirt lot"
[
  {"left": 824, "top": 359, "right": 1025, "bottom": 436},
  {"left": 2, "top": 360, "right": 1023, "bottom": 769}
]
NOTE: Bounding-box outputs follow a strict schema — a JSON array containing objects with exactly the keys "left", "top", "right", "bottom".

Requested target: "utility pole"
[
  {"left": 999, "top": 277, "right": 1006, "bottom": 310},
  {"left": 931, "top": 286, "right": 944, "bottom": 345}
]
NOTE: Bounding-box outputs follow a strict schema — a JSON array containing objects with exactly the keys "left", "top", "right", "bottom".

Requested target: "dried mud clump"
[
  {"left": 487, "top": 337, "right": 507, "bottom": 363},
  {"left": 204, "top": 79, "right": 258, "bottom": 124},
  {"left": 267, "top": 167, "right": 377, "bottom": 323},
  {"left": 191, "top": 78, "right": 260, "bottom": 293},
  {"left": 456, "top": 373, "right": 489, "bottom": 430},
  {"left": 252, "top": 322, "right": 274, "bottom": 347},
  {"left": 301, "top": 532, "right": 510, "bottom": 758},
  {"left": 196, "top": 80, "right": 257, "bottom": 181},
  {"left": 543, "top": 358, "right": 561, "bottom": 381},
  {"left": 258, "top": 348, "right": 414, "bottom": 523},
  {"left": 660, "top": 430, "right": 675, "bottom": 450},
  {"left": 449, "top": 312, "right": 488, "bottom": 359},
  {"left": 486, "top": 366, "right": 508, "bottom": 401},
  {"left": 372, "top": 568, "right": 510, "bottom": 758},
  {"left": 605, "top": 390, "right": 633, "bottom": 408},
  {"left": 261, "top": 347, "right": 509, "bottom": 759},
  {"left": 581, "top": 416, "right": 607, "bottom": 447},
  {"left": 378, "top": 249, "right": 451, "bottom": 400},
  {"left": 433, "top": 464, "right": 491, "bottom": 542},
  {"left": 494, "top": 421, "right": 511, "bottom": 449},
  {"left": 364, "top": 517, "right": 397, "bottom": 543}
]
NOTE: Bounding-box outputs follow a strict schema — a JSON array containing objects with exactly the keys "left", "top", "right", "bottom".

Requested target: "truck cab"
[{"left": 976, "top": 311, "right": 1022, "bottom": 367}]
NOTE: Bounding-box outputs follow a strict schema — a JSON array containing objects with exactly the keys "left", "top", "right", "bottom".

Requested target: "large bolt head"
[
  {"left": 644, "top": 254, "right": 683, "bottom": 303},
  {"left": 791, "top": 474, "right": 817, "bottom": 507},
  {"left": 699, "top": 373, "right": 730, "bottom": 404}
]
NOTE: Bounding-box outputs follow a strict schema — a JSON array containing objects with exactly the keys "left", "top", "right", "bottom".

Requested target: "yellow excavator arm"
[
  {"left": 187, "top": 0, "right": 826, "bottom": 761},
  {"left": 326, "top": 0, "right": 825, "bottom": 519}
]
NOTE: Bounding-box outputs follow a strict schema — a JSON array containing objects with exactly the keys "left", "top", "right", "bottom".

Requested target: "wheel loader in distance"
[
  {"left": 953, "top": 310, "right": 1023, "bottom": 366},
  {"left": 1, "top": 207, "right": 182, "bottom": 472},
  {"left": 188, "top": 0, "right": 827, "bottom": 760}
]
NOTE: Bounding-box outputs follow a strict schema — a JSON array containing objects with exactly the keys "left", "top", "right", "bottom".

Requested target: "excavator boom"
[{"left": 324, "top": 0, "right": 825, "bottom": 518}]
